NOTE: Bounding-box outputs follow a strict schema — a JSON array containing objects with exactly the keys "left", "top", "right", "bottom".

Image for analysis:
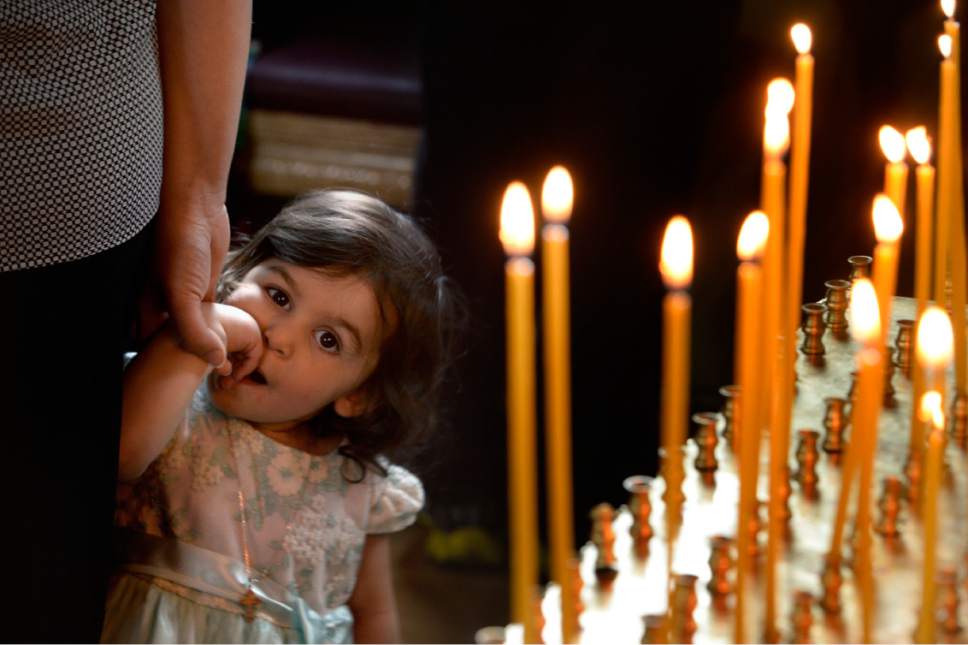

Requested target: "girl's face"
[{"left": 209, "top": 260, "right": 387, "bottom": 433}]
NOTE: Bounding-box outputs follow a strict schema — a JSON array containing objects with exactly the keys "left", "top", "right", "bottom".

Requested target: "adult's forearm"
[{"left": 156, "top": 0, "right": 252, "bottom": 201}]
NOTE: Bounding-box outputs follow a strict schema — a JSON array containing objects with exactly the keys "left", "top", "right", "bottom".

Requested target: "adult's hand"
[{"left": 155, "top": 194, "right": 231, "bottom": 367}]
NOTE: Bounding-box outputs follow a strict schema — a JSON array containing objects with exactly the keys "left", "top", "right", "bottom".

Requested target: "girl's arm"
[
  {"left": 348, "top": 535, "right": 401, "bottom": 644},
  {"left": 117, "top": 303, "right": 261, "bottom": 482}
]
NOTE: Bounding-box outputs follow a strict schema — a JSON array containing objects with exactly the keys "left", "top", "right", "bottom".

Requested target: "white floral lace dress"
[{"left": 101, "top": 385, "right": 424, "bottom": 644}]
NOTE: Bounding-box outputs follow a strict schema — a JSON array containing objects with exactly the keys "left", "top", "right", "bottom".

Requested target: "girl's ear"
[{"left": 333, "top": 387, "right": 369, "bottom": 418}]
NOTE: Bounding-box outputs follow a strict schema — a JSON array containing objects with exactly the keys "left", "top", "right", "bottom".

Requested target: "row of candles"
[{"left": 497, "top": 1, "right": 968, "bottom": 642}]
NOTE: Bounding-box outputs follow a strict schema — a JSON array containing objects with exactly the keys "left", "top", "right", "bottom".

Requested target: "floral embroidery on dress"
[
  {"left": 267, "top": 451, "right": 308, "bottom": 497},
  {"left": 114, "top": 383, "right": 425, "bottom": 616}
]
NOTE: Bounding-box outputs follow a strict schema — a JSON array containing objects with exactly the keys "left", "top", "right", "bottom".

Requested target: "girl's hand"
[{"left": 200, "top": 303, "right": 263, "bottom": 382}]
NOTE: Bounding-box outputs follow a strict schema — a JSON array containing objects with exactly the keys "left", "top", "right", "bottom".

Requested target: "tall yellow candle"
[
  {"left": 908, "top": 128, "right": 936, "bottom": 451},
  {"left": 940, "top": 11, "right": 968, "bottom": 391},
  {"left": 879, "top": 125, "right": 909, "bottom": 217},
  {"left": 787, "top": 24, "right": 814, "bottom": 363},
  {"left": 540, "top": 166, "right": 577, "bottom": 644},
  {"left": 733, "top": 212, "right": 768, "bottom": 644},
  {"left": 850, "top": 282, "right": 887, "bottom": 606},
  {"left": 871, "top": 194, "right": 905, "bottom": 346},
  {"left": 915, "top": 393, "right": 945, "bottom": 644},
  {"left": 500, "top": 182, "right": 540, "bottom": 644},
  {"left": 909, "top": 128, "right": 936, "bottom": 321},
  {"left": 762, "top": 84, "right": 792, "bottom": 641},
  {"left": 936, "top": 35, "right": 955, "bottom": 308},
  {"left": 826, "top": 280, "right": 881, "bottom": 563},
  {"left": 659, "top": 215, "right": 693, "bottom": 633},
  {"left": 918, "top": 306, "right": 956, "bottom": 423}
]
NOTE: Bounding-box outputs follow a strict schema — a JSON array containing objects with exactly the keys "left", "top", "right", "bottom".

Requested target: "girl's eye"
[
  {"left": 314, "top": 329, "right": 341, "bottom": 353},
  {"left": 266, "top": 287, "right": 290, "bottom": 308}
]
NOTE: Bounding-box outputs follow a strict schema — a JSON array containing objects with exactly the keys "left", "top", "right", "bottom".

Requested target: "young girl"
[{"left": 102, "top": 190, "right": 461, "bottom": 643}]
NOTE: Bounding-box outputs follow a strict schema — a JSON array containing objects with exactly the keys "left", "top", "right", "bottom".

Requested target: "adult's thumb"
[{"left": 170, "top": 299, "right": 225, "bottom": 366}]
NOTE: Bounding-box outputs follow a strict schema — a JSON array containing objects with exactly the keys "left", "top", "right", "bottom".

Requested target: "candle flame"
[
  {"left": 917, "top": 306, "right": 954, "bottom": 368},
  {"left": 541, "top": 165, "right": 574, "bottom": 224},
  {"left": 499, "top": 181, "right": 535, "bottom": 256},
  {"left": 940, "top": 34, "right": 953, "bottom": 59},
  {"left": 905, "top": 126, "right": 932, "bottom": 164},
  {"left": 920, "top": 390, "right": 944, "bottom": 425},
  {"left": 764, "top": 110, "right": 791, "bottom": 156},
  {"left": 849, "top": 278, "right": 881, "bottom": 344},
  {"left": 878, "top": 125, "right": 907, "bottom": 164},
  {"left": 872, "top": 194, "right": 904, "bottom": 243},
  {"left": 737, "top": 211, "right": 769, "bottom": 261},
  {"left": 791, "top": 23, "right": 813, "bottom": 55},
  {"left": 942, "top": 0, "right": 956, "bottom": 19},
  {"left": 660, "top": 215, "right": 694, "bottom": 290},
  {"left": 766, "top": 78, "right": 796, "bottom": 115}
]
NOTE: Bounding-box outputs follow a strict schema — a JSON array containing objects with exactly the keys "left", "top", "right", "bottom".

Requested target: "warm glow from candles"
[
  {"left": 918, "top": 306, "right": 955, "bottom": 367},
  {"left": 872, "top": 194, "right": 904, "bottom": 243},
  {"left": 942, "top": 0, "right": 956, "bottom": 19},
  {"left": 906, "top": 126, "right": 932, "bottom": 165},
  {"left": 660, "top": 215, "right": 694, "bottom": 290},
  {"left": 500, "top": 182, "right": 536, "bottom": 256},
  {"left": 940, "top": 34, "right": 953, "bottom": 59},
  {"left": 791, "top": 23, "right": 813, "bottom": 55},
  {"left": 541, "top": 166, "right": 574, "bottom": 224},
  {"left": 850, "top": 278, "right": 881, "bottom": 344},
  {"left": 766, "top": 78, "right": 795, "bottom": 115},
  {"left": 920, "top": 390, "right": 944, "bottom": 423},
  {"left": 737, "top": 211, "right": 769, "bottom": 261},
  {"left": 764, "top": 111, "right": 791, "bottom": 155},
  {"left": 878, "top": 125, "right": 907, "bottom": 164}
]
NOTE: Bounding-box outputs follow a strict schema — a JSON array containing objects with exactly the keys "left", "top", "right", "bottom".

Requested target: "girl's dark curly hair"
[{"left": 217, "top": 189, "right": 463, "bottom": 480}]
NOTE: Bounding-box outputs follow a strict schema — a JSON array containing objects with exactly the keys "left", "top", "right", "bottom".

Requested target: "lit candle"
[
  {"left": 540, "top": 166, "right": 576, "bottom": 644},
  {"left": 908, "top": 127, "right": 936, "bottom": 322},
  {"left": 659, "top": 215, "right": 693, "bottom": 633},
  {"left": 935, "top": 34, "right": 955, "bottom": 307},
  {"left": 762, "top": 83, "right": 793, "bottom": 642},
  {"left": 826, "top": 279, "right": 881, "bottom": 563},
  {"left": 733, "top": 211, "right": 768, "bottom": 644},
  {"left": 938, "top": 21, "right": 968, "bottom": 391},
  {"left": 787, "top": 23, "right": 814, "bottom": 393},
  {"left": 917, "top": 306, "right": 955, "bottom": 414},
  {"left": 879, "top": 125, "right": 909, "bottom": 217},
  {"left": 915, "top": 392, "right": 945, "bottom": 644},
  {"left": 871, "top": 194, "right": 905, "bottom": 347},
  {"left": 500, "top": 182, "right": 540, "bottom": 644},
  {"left": 849, "top": 281, "right": 887, "bottom": 630},
  {"left": 908, "top": 127, "right": 936, "bottom": 456}
]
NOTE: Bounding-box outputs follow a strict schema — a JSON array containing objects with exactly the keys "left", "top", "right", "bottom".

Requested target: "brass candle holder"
[
  {"left": 822, "top": 397, "right": 848, "bottom": 455},
  {"left": 800, "top": 302, "right": 827, "bottom": 365},
  {"left": 883, "top": 355, "right": 897, "bottom": 409},
  {"left": 824, "top": 279, "right": 850, "bottom": 340},
  {"left": 692, "top": 412, "right": 719, "bottom": 475},
  {"left": 719, "top": 384, "right": 740, "bottom": 447},
  {"left": 847, "top": 254, "right": 873, "bottom": 284},
  {"left": 820, "top": 557, "right": 844, "bottom": 614},
  {"left": 707, "top": 534, "right": 734, "bottom": 598},
  {"left": 938, "top": 567, "right": 961, "bottom": 635},
  {"left": 875, "top": 475, "right": 902, "bottom": 538},
  {"left": 590, "top": 503, "right": 617, "bottom": 586},
  {"left": 671, "top": 574, "right": 698, "bottom": 644},
  {"left": 795, "top": 428, "right": 820, "bottom": 499},
  {"left": 894, "top": 319, "right": 914, "bottom": 378},
  {"left": 623, "top": 475, "right": 654, "bottom": 557}
]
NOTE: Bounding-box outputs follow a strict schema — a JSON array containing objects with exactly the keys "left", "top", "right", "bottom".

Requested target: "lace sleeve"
[{"left": 366, "top": 464, "right": 425, "bottom": 534}]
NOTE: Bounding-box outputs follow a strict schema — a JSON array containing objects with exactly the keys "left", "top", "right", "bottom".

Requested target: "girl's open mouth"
[{"left": 246, "top": 369, "right": 268, "bottom": 385}]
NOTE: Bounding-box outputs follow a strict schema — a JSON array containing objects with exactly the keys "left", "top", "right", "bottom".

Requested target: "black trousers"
[{"left": 0, "top": 223, "right": 152, "bottom": 643}]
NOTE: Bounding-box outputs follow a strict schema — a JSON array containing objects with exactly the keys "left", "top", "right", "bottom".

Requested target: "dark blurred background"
[{"left": 226, "top": 1, "right": 948, "bottom": 639}]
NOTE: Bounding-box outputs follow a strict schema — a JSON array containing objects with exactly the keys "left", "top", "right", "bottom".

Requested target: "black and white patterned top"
[{"left": 0, "top": 0, "right": 162, "bottom": 272}]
